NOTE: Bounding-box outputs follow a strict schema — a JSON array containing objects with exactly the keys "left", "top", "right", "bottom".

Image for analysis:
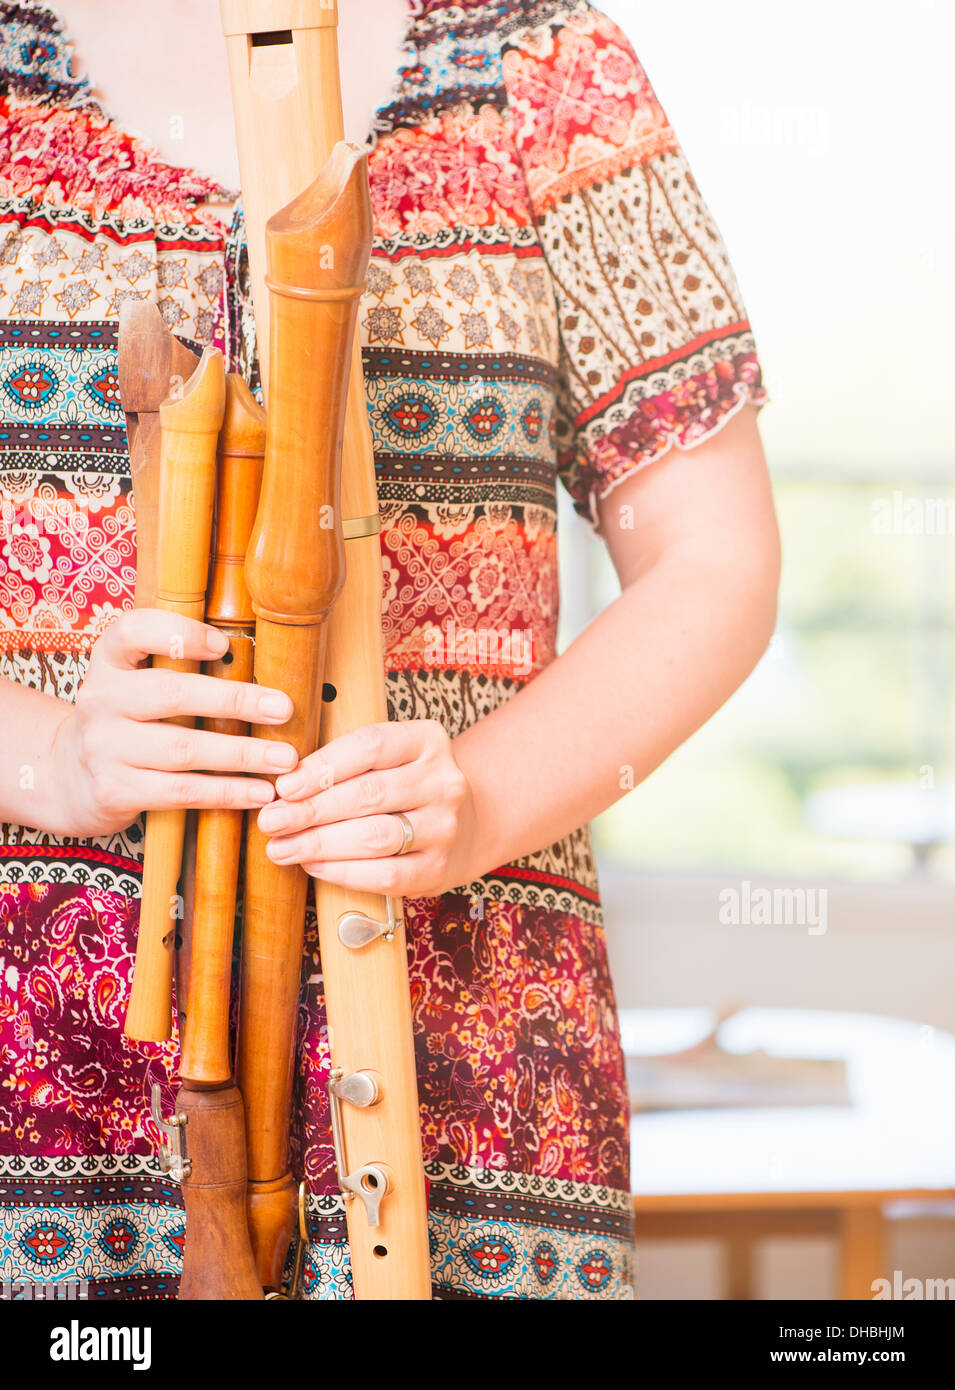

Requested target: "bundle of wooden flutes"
[{"left": 117, "top": 1, "right": 430, "bottom": 1302}]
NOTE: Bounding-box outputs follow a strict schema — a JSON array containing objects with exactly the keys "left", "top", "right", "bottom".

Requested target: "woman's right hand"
[{"left": 51, "top": 608, "right": 296, "bottom": 838}]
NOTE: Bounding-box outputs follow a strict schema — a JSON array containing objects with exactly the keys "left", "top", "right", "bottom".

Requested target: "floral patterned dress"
[{"left": 0, "top": 0, "right": 766, "bottom": 1299}]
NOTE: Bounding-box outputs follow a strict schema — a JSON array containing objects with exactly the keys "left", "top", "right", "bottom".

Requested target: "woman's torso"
[{"left": 0, "top": 0, "right": 633, "bottom": 1300}]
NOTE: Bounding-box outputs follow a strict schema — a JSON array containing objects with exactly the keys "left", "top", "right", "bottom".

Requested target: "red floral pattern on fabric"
[
  {"left": 369, "top": 104, "right": 532, "bottom": 237},
  {"left": 584, "top": 352, "right": 764, "bottom": 501},
  {"left": 0, "top": 878, "right": 627, "bottom": 1194},
  {"left": 0, "top": 483, "right": 135, "bottom": 650},
  {"left": 407, "top": 895, "right": 630, "bottom": 1188},
  {"left": 501, "top": 7, "right": 678, "bottom": 212},
  {"left": 0, "top": 97, "right": 227, "bottom": 220},
  {"left": 0, "top": 880, "right": 176, "bottom": 1155},
  {"left": 293, "top": 895, "right": 630, "bottom": 1191},
  {"left": 380, "top": 507, "right": 558, "bottom": 676}
]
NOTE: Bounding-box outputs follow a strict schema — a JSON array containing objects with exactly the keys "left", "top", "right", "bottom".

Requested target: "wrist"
[
  {"left": 449, "top": 734, "right": 508, "bottom": 884},
  {"left": 38, "top": 702, "right": 86, "bottom": 836},
  {"left": 0, "top": 683, "right": 79, "bottom": 836}
]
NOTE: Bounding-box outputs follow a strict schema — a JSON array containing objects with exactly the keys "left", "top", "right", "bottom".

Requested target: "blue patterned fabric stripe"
[
  {"left": 0, "top": 1152, "right": 634, "bottom": 1300},
  {"left": 0, "top": 344, "right": 121, "bottom": 425},
  {"left": 0, "top": 1202, "right": 185, "bottom": 1283},
  {"left": 380, "top": 26, "right": 505, "bottom": 132},
  {"left": 368, "top": 372, "right": 555, "bottom": 461}
]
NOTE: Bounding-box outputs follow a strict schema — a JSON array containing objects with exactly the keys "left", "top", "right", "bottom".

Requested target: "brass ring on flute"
[
  {"left": 393, "top": 812, "right": 415, "bottom": 856},
  {"left": 342, "top": 512, "right": 381, "bottom": 540}
]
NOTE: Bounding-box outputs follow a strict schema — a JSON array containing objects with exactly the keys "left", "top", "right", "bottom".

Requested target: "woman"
[{"left": 0, "top": 0, "right": 778, "bottom": 1299}]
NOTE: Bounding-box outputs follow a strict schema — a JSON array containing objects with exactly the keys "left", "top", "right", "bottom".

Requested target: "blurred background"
[{"left": 560, "top": 0, "right": 955, "bottom": 1299}]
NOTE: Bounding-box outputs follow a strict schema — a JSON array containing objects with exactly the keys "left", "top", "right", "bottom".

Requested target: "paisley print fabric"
[{"left": 0, "top": 0, "right": 767, "bottom": 1300}]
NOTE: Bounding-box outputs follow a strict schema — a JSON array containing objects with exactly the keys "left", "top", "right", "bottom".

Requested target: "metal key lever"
[
  {"left": 327, "top": 1069, "right": 389, "bottom": 1225},
  {"left": 337, "top": 897, "right": 402, "bottom": 949},
  {"left": 266, "top": 1183, "right": 309, "bottom": 1301},
  {"left": 150, "top": 1082, "right": 191, "bottom": 1183}
]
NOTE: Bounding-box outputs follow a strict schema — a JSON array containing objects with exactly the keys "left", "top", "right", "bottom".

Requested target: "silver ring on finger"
[{"left": 392, "top": 811, "right": 415, "bottom": 856}]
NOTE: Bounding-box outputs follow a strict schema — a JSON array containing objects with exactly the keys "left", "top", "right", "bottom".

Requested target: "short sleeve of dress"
[{"left": 501, "top": 2, "right": 768, "bottom": 523}]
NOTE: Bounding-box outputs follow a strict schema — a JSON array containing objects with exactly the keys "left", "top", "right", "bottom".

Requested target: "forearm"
[
  {"left": 0, "top": 676, "right": 73, "bottom": 833},
  {"left": 453, "top": 547, "right": 778, "bottom": 876}
]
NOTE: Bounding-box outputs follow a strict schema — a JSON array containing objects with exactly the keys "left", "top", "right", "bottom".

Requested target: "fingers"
[
  {"left": 127, "top": 767, "right": 277, "bottom": 813},
  {"left": 96, "top": 608, "right": 229, "bottom": 669},
  {"left": 265, "top": 809, "right": 415, "bottom": 866},
  {"left": 72, "top": 717, "right": 288, "bottom": 815},
  {"left": 257, "top": 761, "right": 422, "bottom": 836},
  {"left": 274, "top": 721, "right": 426, "bottom": 800},
  {"left": 76, "top": 757, "right": 277, "bottom": 826},
  {"left": 265, "top": 719, "right": 446, "bottom": 824},
  {"left": 105, "top": 667, "right": 293, "bottom": 726},
  {"left": 256, "top": 721, "right": 468, "bottom": 900},
  {"left": 113, "top": 721, "right": 298, "bottom": 777},
  {"left": 299, "top": 854, "right": 435, "bottom": 898},
  {"left": 72, "top": 608, "right": 302, "bottom": 828},
  {"left": 90, "top": 609, "right": 294, "bottom": 723}
]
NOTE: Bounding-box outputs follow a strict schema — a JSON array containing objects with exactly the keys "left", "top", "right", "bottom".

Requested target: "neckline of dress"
[{"left": 31, "top": 0, "right": 427, "bottom": 209}]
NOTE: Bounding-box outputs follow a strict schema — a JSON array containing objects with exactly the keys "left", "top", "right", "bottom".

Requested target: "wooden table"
[{"left": 622, "top": 1008, "right": 955, "bottom": 1300}]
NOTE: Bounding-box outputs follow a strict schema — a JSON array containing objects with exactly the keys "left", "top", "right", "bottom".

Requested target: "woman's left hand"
[{"left": 256, "top": 719, "right": 478, "bottom": 898}]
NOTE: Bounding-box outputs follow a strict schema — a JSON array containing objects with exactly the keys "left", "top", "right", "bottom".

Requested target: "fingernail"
[
  {"left": 267, "top": 840, "right": 293, "bottom": 862},
  {"left": 249, "top": 784, "right": 273, "bottom": 805},
  {"left": 277, "top": 771, "right": 304, "bottom": 797},
  {"left": 259, "top": 693, "right": 292, "bottom": 719},
  {"left": 206, "top": 629, "right": 229, "bottom": 655},
  {"left": 306, "top": 864, "right": 325, "bottom": 879},
  {"left": 257, "top": 804, "right": 287, "bottom": 831},
  {"left": 266, "top": 744, "right": 297, "bottom": 770}
]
